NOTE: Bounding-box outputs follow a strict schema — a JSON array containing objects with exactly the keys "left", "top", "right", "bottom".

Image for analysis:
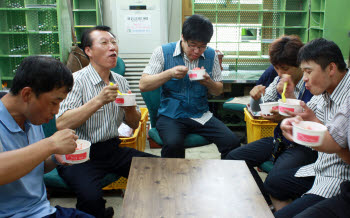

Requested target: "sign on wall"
[{"left": 125, "top": 15, "right": 152, "bottom": 34}]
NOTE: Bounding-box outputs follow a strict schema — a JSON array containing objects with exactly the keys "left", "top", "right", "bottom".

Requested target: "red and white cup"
[
  {"left": 278, "top": 99, "right": 303, "bottom": 116},
  {"left": 115, "top": 93, "right": 136, "bottom": 106},
  {"left": 188, "top": 69, "right": 206, "bottom": 81},
  {"left": 292, "top": 121, "right": 327, "bottom": 147},
  {"left": 259, "top": 102, "right": 279, "bottom": 115},
  {"left": 62, "top": 139, "right": 91, "bottom": 164}
]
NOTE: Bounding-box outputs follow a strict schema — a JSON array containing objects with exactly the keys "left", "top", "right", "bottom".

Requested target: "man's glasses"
[
  {"left": 98, "top": 40, "right": 118, "bottom": 47},
  {"left": 186, "top": 41, "right": 207, "bottom": 51}
]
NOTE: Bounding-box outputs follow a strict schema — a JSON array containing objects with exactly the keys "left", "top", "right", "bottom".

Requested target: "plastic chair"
[
  {"left": 141, "top": 88, "right": 210, "bottom": 148},
  {"left": 111, "top": 57, "right": 125, "bottom": 76},
  {"left": 223, "top": 97, "right": 247, "bottom": 112},
  {"left": 258, "top": 161, "right": 274, "bottom": 173}
]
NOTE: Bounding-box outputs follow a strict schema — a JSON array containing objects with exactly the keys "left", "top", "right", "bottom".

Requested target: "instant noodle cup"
[
  {"left": 115, "top": 93, "right": 136, "bottom": 106},
  {"left": 292, "top": 121, "right": 327, "bottom": 147},
  {"left": 259, "top": 102, "right": 279, "bottom": 115},
  {"left": 62, "top": 139, "right": 91, "bottom": 164},
  {"left": 188, "top": 68, "right": 206, "bottom": 81},
  {"left": 278, "top": 98, "right": 303, "bottom": 116}
]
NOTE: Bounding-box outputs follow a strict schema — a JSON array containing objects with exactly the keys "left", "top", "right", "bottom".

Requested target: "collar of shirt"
[
  {"left": 294, "top": 78, "right": 304, "bottom": 95},
  {"left": 173, "top": 40, "right": 206, "bottom": 61},
  {"left": 0, "top": 100, "right": 31, "bottom": 133},
  {"left": 86, "top": 64, "right": 108, "bottom": 86},
  {"left": 86, "top": 64, "right": 119, "bottom": 86}
]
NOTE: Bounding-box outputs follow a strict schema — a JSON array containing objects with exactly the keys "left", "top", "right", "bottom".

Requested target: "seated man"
[
  {"left": 225, "top": 35, "right": 316, "bottom": 207},
  {"left": 0, "top": 56, "right": 93, "bottom": 218},
  {"left": 56, "top": 26, "right": 157, "bottom": 218},
  {"left": 281, "top": 96, "right": 350, "bottom": 218},
  {"left": 139, "top": 14, "right": 240, "bottom": 158},
  {"left": 250, "top": 64, "right": 278, "bottom": 112},
  {"left": 257, "top": 64, "right": 278, "bottom": 87},
  {"left": 263, "top": 38, "right": 350, "bottom": 217}
]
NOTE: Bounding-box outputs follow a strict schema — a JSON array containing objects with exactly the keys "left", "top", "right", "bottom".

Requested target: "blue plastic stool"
[
  {"left": 223, "top": 97, "right": 247, "bottom": 112},
  {"left": 258, "top": 161, "right": 274, "bottom": 173}
]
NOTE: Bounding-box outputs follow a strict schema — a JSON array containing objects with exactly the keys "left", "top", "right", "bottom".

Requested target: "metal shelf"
[{"left": 0, "top": 0, "right": 72, "bottom": 90}]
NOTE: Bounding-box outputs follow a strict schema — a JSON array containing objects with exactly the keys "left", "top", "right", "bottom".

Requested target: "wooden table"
[{"left": 121, "top": 157, "right": 273, "bottom": 218}]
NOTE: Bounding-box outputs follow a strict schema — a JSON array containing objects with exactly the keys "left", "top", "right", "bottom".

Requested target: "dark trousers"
[
  {"left": 225, "top": 137, "right": 317, "bottom": 205},
  {"left": 57, "top": 138, "right": 157, "bottom": 218},
  {"left": 156, "top": 115, "right": 240, "bottom": 158},
  {"left": 294, "top": 181, "right": 350, "bottom": 218},
  {"left": 43, "top": 206, "right": 94, "bottom": 218},
  {"left": 274, "top": 194, "right": 325, "bottom": 218},
  {"left": 264, "top": 167, "right": 315, "bottom": 201}
]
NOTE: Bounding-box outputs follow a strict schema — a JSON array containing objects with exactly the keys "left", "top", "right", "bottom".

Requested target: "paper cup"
[
  {"left": 259, "top": 102, "right": 279, "bottom": 115},
  {"left": 278, "top": 99, "right": 303, "bottom": 116},
  {"left": 293, "top": 121, "right": 327, "bottom": 147},
  {"left": 115, "top": 93, "right": 136, "bottom": 106},
  {"left": 188, "top": 69, "right": 205, "bottom": 81},
  {"left": 62, "top": 139, "right": 91, "bottom": 164}
]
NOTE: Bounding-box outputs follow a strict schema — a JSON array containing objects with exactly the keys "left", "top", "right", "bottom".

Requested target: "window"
[{"left": 209, "top": 24, "right": 262, "bottom": 53}]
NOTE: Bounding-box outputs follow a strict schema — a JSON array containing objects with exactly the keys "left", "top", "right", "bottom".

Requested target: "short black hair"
[
  {"left": 80, "top": 25, "right": 116, "bottom": 58},
  {"left": 269, "top": 35, "right": 304, "bottom": 67},
  {"left": 298, "top": 38, "right": 347, "bottom": 71},
  {"left": 10, "top": 56, "right": 73, "bottom": 96},
  {"left": 182, "top": 14, "right": 213, "bottom": 43}
]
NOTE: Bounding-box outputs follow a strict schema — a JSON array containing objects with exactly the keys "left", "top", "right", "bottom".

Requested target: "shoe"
[{"left": 104, "top": 207, "right": 114, "bottom": 218}]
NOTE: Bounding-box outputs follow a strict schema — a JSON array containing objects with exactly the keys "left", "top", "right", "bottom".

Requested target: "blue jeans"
[
  {"left": 156, "top": 115, "right": 240, "bottom": 158},
  {"left": 225, "top": 137, "right": 317, "bottom": 205}
]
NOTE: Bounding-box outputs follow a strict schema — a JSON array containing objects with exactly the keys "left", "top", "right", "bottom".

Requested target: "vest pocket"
[{"left": 163, "top": 78, "right": 185, "bottom": 94}]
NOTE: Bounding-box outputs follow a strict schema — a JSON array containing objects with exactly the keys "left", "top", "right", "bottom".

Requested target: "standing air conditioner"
[{"left": 115, "top": 0, "right": 168, "bottom": 54}]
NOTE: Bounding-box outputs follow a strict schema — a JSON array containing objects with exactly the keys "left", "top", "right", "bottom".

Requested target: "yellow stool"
[{"left": 103, "top": 108, "right": 148, "bottom": 190}]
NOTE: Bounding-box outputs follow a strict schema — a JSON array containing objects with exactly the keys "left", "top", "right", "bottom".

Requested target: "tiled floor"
[{"left": 49, "top": 143, "right": 267, "bottom": 218}]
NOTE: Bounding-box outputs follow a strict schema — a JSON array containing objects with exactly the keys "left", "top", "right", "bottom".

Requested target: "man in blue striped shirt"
[{"left": 56, "top": 26, "right": 156, "bottom": 218}]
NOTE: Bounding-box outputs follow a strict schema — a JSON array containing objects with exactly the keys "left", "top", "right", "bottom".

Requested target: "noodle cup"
[
  {"left": 292, "top": 121, "right": 327, "bottom": 147},
  {"left": 278, "top": 99, "right": 303, "bottom": 116},
  {"left": 115, "top": 93, "right": 136, "bottom": 106},
  {"left": 188, "top": 69, "right": 206, "bottom": 81},
  {"left": 259, "top": 102, "right": 279, "bottom": 115},
  {"left": 62, "top": 139, "right": 91, "bottom": 164}
]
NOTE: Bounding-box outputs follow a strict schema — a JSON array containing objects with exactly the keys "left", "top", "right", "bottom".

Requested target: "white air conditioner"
[{"left": 115, "top": 0, "right": 168, "bottom": 54}]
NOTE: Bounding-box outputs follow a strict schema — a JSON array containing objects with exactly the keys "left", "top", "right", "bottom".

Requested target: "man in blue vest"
[{"left": 139, "top": 14, "right": 240, "bottom": 158}]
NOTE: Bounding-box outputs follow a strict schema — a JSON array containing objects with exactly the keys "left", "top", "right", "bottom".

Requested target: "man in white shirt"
[
  {"left": 281, "top": 95, "right": 350, "bottom": 218},
  {"left": 263, "top": 38, "right": 350, "bottom": 217},
  {"left": 56, "top": 26, "right": 156, "bottom": 218}
]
